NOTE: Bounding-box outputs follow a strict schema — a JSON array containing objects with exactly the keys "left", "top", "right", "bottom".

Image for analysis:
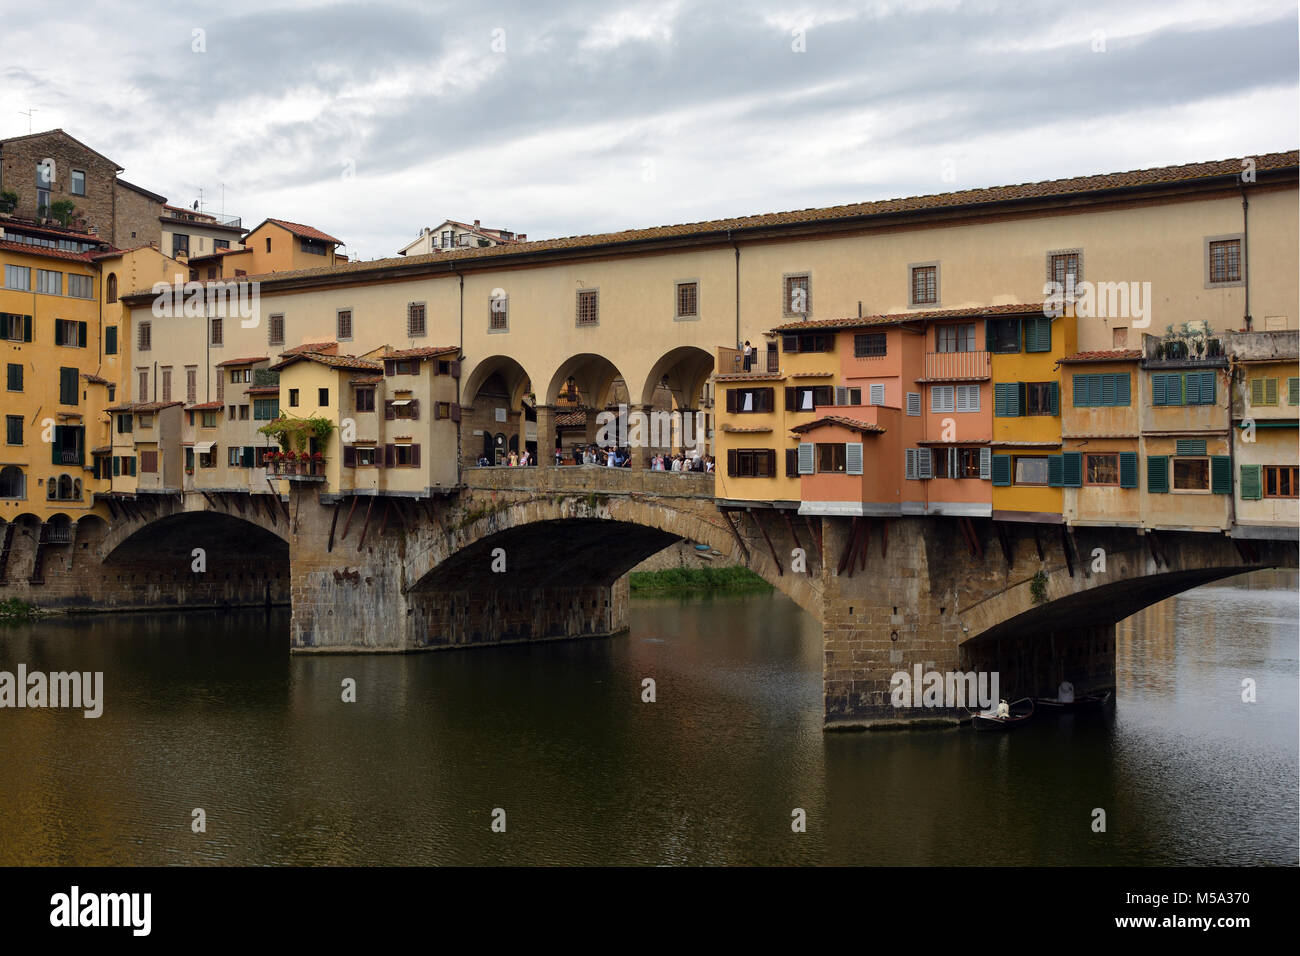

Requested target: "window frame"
[
  {"left": 1013, "top": 455, "right": 1049, "bottom": 486},
  {"left": 782, "top": 272, "right": 811, "bottom": 318},
  {"left": 1204, "top": 234, "right": 1244, "bottom": 288},
  {"left": 1263, "top": 465, "right": 1298, "bottom": 499},
  {"left": 909, "top": 262, "right": 940, "bottom": 307},
  {"left": 575, "top": 288, "right": 599, "bottom": 327},
  {"left": 674, "top": 280, "right": 699, "bottom": 321},
  {"left": 1084, "top": 452, "right": 1120, "bottom": 487},
  {"left": 1172, "top": 456, "right": 1211, "bottom": 493}
]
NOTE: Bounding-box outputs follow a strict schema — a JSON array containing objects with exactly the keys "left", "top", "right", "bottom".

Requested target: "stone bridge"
[{"left": 2, "top": 469, "right": 1295, "bottom": 728}]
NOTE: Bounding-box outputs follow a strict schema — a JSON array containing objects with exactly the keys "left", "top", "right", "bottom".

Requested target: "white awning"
[
  {"left": 194, "top": 441, "right": 215, "bottom": 453},
  {"left": 391, "top": 399, "right": 411, "bottom": 406}
]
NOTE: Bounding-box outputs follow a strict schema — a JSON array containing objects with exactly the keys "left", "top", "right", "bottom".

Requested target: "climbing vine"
[{"left": 257, "top": 414, "right": 334, "bottom": 452}]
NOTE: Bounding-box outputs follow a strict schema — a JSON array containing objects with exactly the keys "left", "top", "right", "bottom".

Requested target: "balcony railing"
[
  {"left": 923, "top": 350, "right": 990, "bottom": 380},
  {"left": 264, "top": 456, "right": 327, "bottom": 480}
]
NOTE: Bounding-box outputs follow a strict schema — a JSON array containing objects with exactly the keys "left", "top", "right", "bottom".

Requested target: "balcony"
[
  {"left": 264, "top": 454, "right": 328, "bottom": 480},
  {"left": 922, "top": 350, "right": 990, "bottom": 381},
  {"left": 1141, "top": 331, "right": 1228, "bottom": 369}
]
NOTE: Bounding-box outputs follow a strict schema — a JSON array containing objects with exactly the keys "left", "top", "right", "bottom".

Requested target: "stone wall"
[
  {"left": 0, "top": 132, "right": 119, "bottom": 240},
  {"left": 113, "top": 182, "right": 163, "bottom": 249}
]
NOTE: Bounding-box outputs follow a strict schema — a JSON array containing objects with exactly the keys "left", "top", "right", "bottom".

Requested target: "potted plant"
[{"left": 311, "top": 450, "right": 324, "bottom": 476}]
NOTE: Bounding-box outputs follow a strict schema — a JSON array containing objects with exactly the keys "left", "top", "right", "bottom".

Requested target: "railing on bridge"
[{"left": 464, "top": 465, "right": 714, "bottom": 498}]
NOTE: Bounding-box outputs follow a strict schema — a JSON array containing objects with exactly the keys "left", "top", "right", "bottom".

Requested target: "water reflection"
[{"left": 0, "top": 571, "right": 1294, "bottom": 865}]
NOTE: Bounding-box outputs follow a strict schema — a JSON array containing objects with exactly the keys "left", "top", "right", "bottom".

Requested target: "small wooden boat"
[
  {"left": 970, "top": 697, "right": 1034, "bottom": 731},
  {"left": 1034, "top": 690, "right": 1113, "bottom": 713}
]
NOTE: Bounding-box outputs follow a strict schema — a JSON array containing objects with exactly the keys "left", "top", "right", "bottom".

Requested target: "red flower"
[{"left": 312, "top": 451, "right": 324, "bottom": 461}]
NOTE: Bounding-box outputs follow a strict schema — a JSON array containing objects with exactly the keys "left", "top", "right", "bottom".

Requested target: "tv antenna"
[{"left": 18, "top": 108, "right": 38, "bottom": 134}]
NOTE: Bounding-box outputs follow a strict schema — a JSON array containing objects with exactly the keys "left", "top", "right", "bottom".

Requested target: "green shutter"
[
  {"left": 242, "top": 446, "right": 255, "bottom": 468},
  {"left": 1049, "top": 381, "right": 1060, "bottom": 416},
  {"left": 1062, "top": 451, "right": 1082, "bottom": 487},
  {"left": 51, "top": 425, "right": 63, "bottom": 465},
  {"left": 23, "top": 315, "right": 32, "bottom": 342},
  {"left": 105, "top": 327, "right": 117, "bottom": 355},
  {"left": 1086, "top": 375, "right": 1101, "bottom": 407},
  {"left": 1147, "top": 456, "right": 1169, "bottom": 493},
  {"left": 74, "top": 427, "right": 83, "bottom": 466},
  {"left": 1289, "top": 377, "right": 1299, "bottom": 406},
  {"left": 1047, "top": 454, "right": 1064, "bottom": 487},
  {"left": 1199, "top": 370, "right": 1216, "bottom": 405},
  {"left": 1184, "top": 372, "right": 1200, "bottom": 406},
  {"left": 1116, "top": 373, "right": 1131, "bottom": 406},
  {"left": 994, "top": 383, "right": 1011, "bottom": 417},
  {"left": 1025, "top": 318, "right": 1051, "bottom": 353},
  {"left": 991, "top": 455, "right": 1012, "bottom": 486},
  {"left": 1072, "top": 374, "right": 1089, "bottom": 407},
  {"left": 54, "top": 321, "right": 64, "bottom": 346},
  {"left": 1239, "top": 464, "right": 1262, "bottom": 500},
  {"left": 1176, "top": 439, "right": 1206, "bottom": 456},
  {"left": 1100, "top": 375, "right": 1116, "bottom": 406},
  {"left": 1119, "top": 451, "right": 1138, "bottom": 488},
  {"left": 78, "top": 321, "right": 87, "bottom": 347},
  {"left": 1210, "top": 456, "right": 1231, "bottom": 495},
  {"left": 113, "top": 456, "right": 121, "bottom": 476},
  {"left": 1152, "top": 374, "right": 1166, "bottom": 406}
]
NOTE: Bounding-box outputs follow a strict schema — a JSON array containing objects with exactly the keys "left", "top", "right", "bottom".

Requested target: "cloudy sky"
[{"left": 3, "top": 0, "right": 1296, "bottom": 260}]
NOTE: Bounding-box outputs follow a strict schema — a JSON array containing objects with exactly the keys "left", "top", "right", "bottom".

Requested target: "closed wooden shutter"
[
  {"left": 906, "top": 392, "right": 921, "bottom": 416},
  {"left": 979, "top": 447, "right": 992, "bottom": 480},
  {"left": 343, "top": 446, "right": 356, "bottom": 467},
  {"left": 727, "top": 449, "right": 738, "bottom": 476},
  {"left": 991, "top": 454, "right": 1011, "bottom": 486},
  {"left": 1289, "top": 378, "right": 1299, "bottom": 405},
  {"left": 384, "top": 401, "right": 396, "bottom": 420},
  {"left": 785, "top": 387, "right": 796, "bottom": 410},
  {"left": 1072, "top": 374, "right": 1089, "bottom": 407},
  {"left": 917, "top": 449, "right": 933, "bottom": 480},
  {"left": 846, "top": 442, "right": 863, "bottom": 475},
  {"left": 797, "top": 442, "right": 814, "bottom": 475},
  {"left": 1116, "top": 373, "right": 1131, "bottom": 406},
  {"left": 726, "top": 389, "right": 737, "bottom": 413},
  {"left": 785, "top": 448, "right": 799, "bottom": 477},
  {"left": 1119, "top": 451, "right": 1138, "bottom": 488},
  {"left": 450, "top": 403, "right": 461, "bottom": 422},
  {"left": 905, "top": 448, "right": 917, "bottom": 480},
  {"left": 384, "top": 444, "right": 396, "bottom": 468},
  {"left": 408, "top": 400, "right": 420, "bottom": 420},
  {"left": 1176, "top": 439, "right": 1206, "bottom": 456},
  {"left": 1147, "top": 456, "right": 1169, "bottom": 493},
  {"left": 1047, "top": 454, "right": 1064, "bottom": 487},
  {"left": 1049, "top": 381, "right": 1060, "bottom": 416},
  {"left": 412, "top": 445, "right": 421, "bottom": 467},
  {"left": 1239, "top": 464, "right": 1262, "bottom": 500},
  {"left": 869, "top": 384, "right": 885, "bottom": 406},
  {"left": 1210, "top": 456, "right": 1231, "bottom": 494},
  {"left": 1062, "top": 451, "right": 1082, "bottom": 487}
]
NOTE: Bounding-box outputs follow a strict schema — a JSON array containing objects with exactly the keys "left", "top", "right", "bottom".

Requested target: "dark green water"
[{"left": 0, "top": 570, "right": 1295, "bottom": 865}]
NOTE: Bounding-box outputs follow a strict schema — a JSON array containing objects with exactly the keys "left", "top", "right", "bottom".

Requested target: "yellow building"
[
  {"left": 1058, "top": 350, "right": 1142, "bottom": 527},
  {"left": 1, "top": 218, "right": 113, "bottom": 528},
  {"left": 989, "top": 309, "right": 1077, "bottom": 522},
  {"left": 1229, "top": 330, "right": 1299, "bottom": 539}
]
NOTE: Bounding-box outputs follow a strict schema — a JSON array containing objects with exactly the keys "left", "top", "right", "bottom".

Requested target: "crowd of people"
[{"left": 474, "top": 445, "right": 714, "bottom": 471}]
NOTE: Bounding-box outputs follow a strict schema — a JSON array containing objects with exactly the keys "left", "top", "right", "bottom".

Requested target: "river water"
[{"left": 0, "top": 570, "right": 1295, "bottom": 866}]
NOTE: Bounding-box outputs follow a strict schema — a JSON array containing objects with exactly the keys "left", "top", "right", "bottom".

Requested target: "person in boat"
[
  {"left": 1058, "top": 680, "right": 1075, "bottom": 704},
  {"left": 996, "top": 699, "right": 1010, "bottom": 719}
]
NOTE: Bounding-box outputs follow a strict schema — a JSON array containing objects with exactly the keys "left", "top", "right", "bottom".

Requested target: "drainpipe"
[
  {"left": 1229, "top": 182, "right": 1251, "bottom": 532},
  {"left": 730, "top": 230, "right": 740, "bottom": 349},
  {"left": 1239, "top": 183, "right": 1251, "bottom": 332},
  {"left": 452, "top": 264, "right": 463, "bottom": 482}
]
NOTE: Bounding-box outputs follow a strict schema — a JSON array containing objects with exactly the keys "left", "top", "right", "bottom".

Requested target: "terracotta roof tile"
[
  {"left": 186, "top": 401, "right": 224, "bottom": 410},
  {"left": 270, "top": 351, "right": 383, "bottom": 373},
  {"left": 383, "top": 346, "right": 459, "bottom": 360},
  {"left": 280, "top": 341, "right": 338, "bottom": 356},
  {"left": 245, "top": 386, "right": 279, "bottom": 394},
  {"left": 714, "top": 371, "right": 785, "bottom": 382},
  {"left": 105, "top": 401, "right": 183, "bottom": 412},
  {"left": 349, "top": 376, "right": 383, "bottom": 386},
  {"left": 216, "top": 355, "right": 269, "bottom": 367},
  {"left": 264, "top": 218, "right": 343, "bottom": 245},
  {"left": 1058, "top": 349, "right": 1143, "bottom": 363},
  {"left": 0, "top": 238, "right": 103, "bottom": 263},
  {"left": 720, "top": 424, "right": 774, "bottom": 433},
  {"left": 80, "top": 373, "right": 111, "bottom": 385},
  {"left": 554, "top": 410, "right": 587, "bottom": 427},
  {"left": 789, "top": 415, "right": 886, "bottom": 435}
]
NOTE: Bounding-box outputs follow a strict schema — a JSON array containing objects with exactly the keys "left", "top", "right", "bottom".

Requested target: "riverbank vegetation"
[
  {"left": 629, "top": 566, "right": 772, "bottom": 593},
  {"left": 0, "top": 598, "right": 38, "bottom": 622}
]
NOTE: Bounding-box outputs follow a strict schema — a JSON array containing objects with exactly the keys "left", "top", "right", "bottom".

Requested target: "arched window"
[
  {"left": 106, "top": 273, "right": 118, "bottom": 303},
  {"left": 58, "top": 474, "right": 73, "bottom": 500},
  {"left": 0, "top": 466, "right": 24, "bottom": 499},
  {"left": 47, "top": 480, "right": 57, "bottom": 500},
  {"left": 73, "top": 478, "right": 82, "bottom": 498}
]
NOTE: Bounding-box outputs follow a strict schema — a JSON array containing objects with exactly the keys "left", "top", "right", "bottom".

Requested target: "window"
[
  {"left": 215, "top": 239, "right": 229, "bottom": 251},
  {"left": 239, "top": 405, "right": 249, "bottom": 421},
  {"left": 55, "top": 318, "right": 88, "bottom": 348},
  {"left": 36, "top": 270, "right": 62, "bottom": 295},
  {"left": 985, "top": 318, "right": 1021, "bottom": 354},
  {"left": 727, "top": 448, "right": 776, "bottom": 477},
  {"left": 172, "top": 233, "right": 190, "bottom": 258},
  {"left": 1208, "top": 238, "right": 1241, "bottom": 284},
  {"left": 1, "top": 313, "right": 27, "bottom": 342},
  {"left": 766, "top": 344, "right": 779, "bottom": 372},
  {"left": 140, "top": 451, "right": 158, "bottom": 474},
  {"left": 6, "top": 363, "right": 21, "bottom": 391},
  {"left": 936, "top": 324, "right": 975, "bottom": 353},
  {"left": 186, "top": 368, "right": 197, "bottom": 404},
  {"left": 955, "top": 384, "right": 980, "bottom": 412},
  {"left": 675, "top": 281, "right": 698, "bottom": 319},
  {"left": 59, "top": 366, "right": 78, "bottom": 405},
  {"left": 1173, "top": 457, "right": 1210, "bottom": 491},
  {"left": 1015, "top": 456, "right": 1049, "bottom": 485},
  {"left": 318, "top": 388, "right": 329, "bottom": 406},
  {"left": 301, "top": 238, "right": 328, "bottom": 256},
  {"left": 783, "top": 274, "right": 810, "bottom": 316},
  {"left": 1085, "top": 453, "right": 1120, "bottom": 486},
  {"left": 137, "top": 321, "right": 152, "bottom": 351},
  {"left": 955, "top": 447, "right": 983, "bottom": 479},
  {"left": 1152, "top": 371, "right": 1216, "bottom": 406},
  {"left": 105, "top": 326, "right": 117, "bottom": 355},
  {"left": 781, "top": 332, "right": 834, "bottom": 353},
  {"left": 138, "top": 370, "right": 148, "bottom": 400},
  {"left": 435, "top": 402, "right": 452, "bottom": 420},
  {"left": 329, "top": 308, "right": 351, "bottom": 341},
  {"left": 265, "top": 237, "right": 272, "bottom": 253},
  {"left": 5, "top": 265, "right": 31, "bottom": 291},
  {"left": 1048, "top": 251, "right": 1081, "bottom": 291},
  {"left": 727, "top": 387, "right": 775, "bottom": 413},
  {"left": 269, "top": 314, "right": 284, "bottom": 347},
  {"left": 1024, "top": 382, "right": 1059, "bottom": 416},
  {"left": 355, "top": 389, "right": 375, "bottom": 412},
  {"left": 67, "top": 274, "right": 93, "bottom": 299},
  {"left": 0, "top": 465, "right": 25, "bottom": 498},
  {"left": 787, "top": 385, "right": 833, "bottom": 411},
  {"left": 388, "top": 399, "right": 419, "bottom": 421},
  {"left": 576, "top": 289, "right": 599, "bottom": 326},
  {"left": 138, "top": 413, "right": 152, "bottom": 429},
  {"left": 1072, "top": 373, "right": 1131, "bottom": 407},
  {"left": 71, "top": 169, "right": 86, "bottom": 196},
  {"left": 228, "top": 447, "right": 243, "bottom": 467},
  {"left": 199, "top": 446, "right": 217, "bottom": 468},
  {"left": 354, "top": 446, "right": 377, "bottom": 467},
  {"left": 906, "top": 392, "right": 921, "bottom": 416},
  {"left": 854, "top": 333, "right": 886, "bottom": 357},
  {"left": 394, "top": 444, "right": 419, "bottom": 467},
  {"left": 1249, "top": 378, "right": 1279, "bottom": 406},
  {"left": 288, "top": 389, "right": 300, "bottom": 408},
  {"left": 910, "top": 265, "right": 937, "bottom": 305},
  {"left": 408, "top": 302, "right": 427, "bottom": 336},
  {"left": 817, "top": 443, "right": 847, "bottom": 473},
  {"left": 210, "top": 317, "right": 223, "bottom": 346},
  {"left": 161, "top": 368, "right": 172, "bottom": 403},
  {"left": 254, "top": 398, "right": 280, "bottom": 420},
  {"left": 5, "top": 416, "right": 22, "bottom": 445},
  {"left": 229, "top": 368, "right": 252, "bottom": 384},
  {"left": 201, "top": 411, "right": 218, "bottom": 428},
  {"left": 1264, "top": 465, "right": 1298, "bottom": 498}
]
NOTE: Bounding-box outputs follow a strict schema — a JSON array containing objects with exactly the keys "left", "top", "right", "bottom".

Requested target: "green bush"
[{"left": 629, "top": 566, "right": 772, "bottom": 593}]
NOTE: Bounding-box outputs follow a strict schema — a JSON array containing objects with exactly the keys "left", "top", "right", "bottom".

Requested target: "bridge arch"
[
  {"left": 99, "top": 494, "right": 289, "bottom": 562},
  {"left": 544, "top": 353, "right": 631, "bottom": 409},
  {"left": 638, "top": 345, "right": 715, "bottom": 410}
]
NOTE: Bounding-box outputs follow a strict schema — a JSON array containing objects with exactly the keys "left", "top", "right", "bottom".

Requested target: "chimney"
[
  {"left": 518, "top": 233, "right": 526, "bottom": 241},
  {"left": 473, "top": 220, "right": 480, "bottom": 229}
]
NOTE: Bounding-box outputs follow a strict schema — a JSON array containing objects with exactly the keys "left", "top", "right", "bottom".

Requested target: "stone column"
[{"left": 536, "top": 405, "right": 557, "bottom": 468}]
